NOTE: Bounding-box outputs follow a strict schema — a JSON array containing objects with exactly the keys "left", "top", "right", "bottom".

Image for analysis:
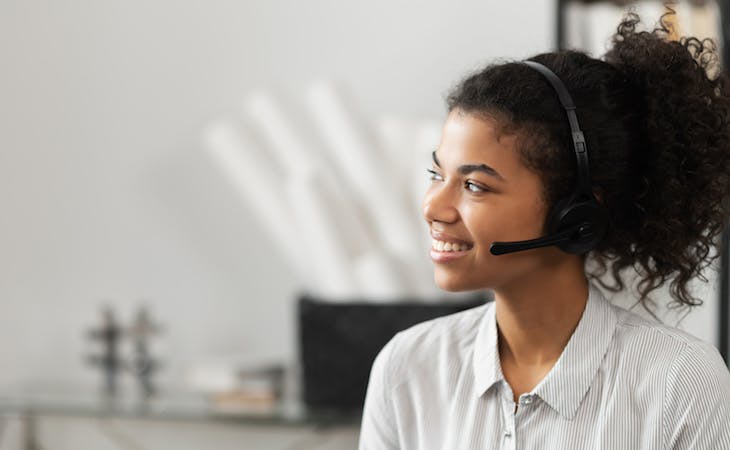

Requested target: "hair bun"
[{"left": 595, "top": 8, "right": 730, "bottom": 308}]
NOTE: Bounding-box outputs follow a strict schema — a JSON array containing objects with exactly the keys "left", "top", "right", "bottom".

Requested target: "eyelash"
[{"left": 426, "top": 168, "right": 489, "bottom": 193}]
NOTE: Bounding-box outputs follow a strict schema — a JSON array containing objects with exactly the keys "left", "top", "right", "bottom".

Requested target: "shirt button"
[
  {"left": 520, "top": 395, "right": 533, "bottom": 405},
  {"left": 504, "top": 429, "right": 512, "bottom": 437}
]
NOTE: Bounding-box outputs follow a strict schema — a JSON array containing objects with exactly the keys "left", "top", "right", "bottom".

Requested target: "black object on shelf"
[
  {"left": 718, "top": 0, "right": 730, "bottom": 367},
  {"left": 297, "top": 292, "right": 492, "bottom": 411},
  {"left": 720, "top": 219, "right": 729, "bottom": 365},
  {"left": 557, "top": 0, "right": 567, "bottom": 50}
]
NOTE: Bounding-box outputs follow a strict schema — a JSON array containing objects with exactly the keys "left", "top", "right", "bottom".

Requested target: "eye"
[
  {"left": 465, "top": 181, "right": 489, "bottom": 193},
  {"left": 426, "top": 168, "right": 443, "bottom": 181}
]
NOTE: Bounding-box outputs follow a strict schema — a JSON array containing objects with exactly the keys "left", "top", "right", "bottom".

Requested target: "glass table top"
[{"left": 0, "top": 383, "right": 362, "bottom": 426}]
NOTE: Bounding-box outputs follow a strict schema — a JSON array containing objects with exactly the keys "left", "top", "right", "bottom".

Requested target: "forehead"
[{"left": 437, "top": 110, "right": 525, "bottom": 173}]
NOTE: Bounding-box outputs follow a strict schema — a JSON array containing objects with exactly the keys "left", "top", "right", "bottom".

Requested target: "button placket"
[
  {"left": 502, "top": 406, "right": 515, "bottom": 445},
  {"left": 499, "top": 383, "right": 516, "bottom": 449}
]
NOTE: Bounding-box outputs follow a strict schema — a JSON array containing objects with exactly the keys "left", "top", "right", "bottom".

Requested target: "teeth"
[{"left": 432, "top": 239, "right": 472, "bottom": 252}]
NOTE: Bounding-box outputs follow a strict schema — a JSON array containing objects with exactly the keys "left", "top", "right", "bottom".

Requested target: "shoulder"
[
  {"left": 604, "top": 302, "right": 730, "bottom": 447},
  {"left": 363, "top": 303, "right": 485, "bottom": 449},
  {"left": 374, "top": 301, "right": 491, "bottom": 387},
  {"left": 664, "top": 338, "right": 730, "bottom": 395},
  {"left": 608, "top": 301, "right": 716, "bottom": 364},
  {"left": 661, "top": 336, "right": 730, "bottom": 448},
  {"left": 601, "top": 300, "right": 730, "bottom": 396}
]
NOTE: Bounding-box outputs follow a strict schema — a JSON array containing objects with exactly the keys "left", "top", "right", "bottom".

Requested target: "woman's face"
[{"left": 422, "top": 109, "right": 559, "bottom": 292}]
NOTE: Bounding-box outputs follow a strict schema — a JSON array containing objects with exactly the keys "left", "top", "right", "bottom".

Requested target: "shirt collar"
[{"left": 472, "top": 282, "right": 618, "bottom": 421}]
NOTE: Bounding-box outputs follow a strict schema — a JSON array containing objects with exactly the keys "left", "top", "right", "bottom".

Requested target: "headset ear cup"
[
  {"left": 545, "top": 197, "right": 572, "bottom": 235},
  {"left": 549, "top": 197, "right": 609, "bottom": 254}
]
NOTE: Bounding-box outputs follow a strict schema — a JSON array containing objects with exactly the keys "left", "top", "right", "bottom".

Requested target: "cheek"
[
  {"left": 464, "top": 196, "right": 548, "bottom": 245},
  {"left": 505, "top": 204, "right": 547, "bottom": 237}
]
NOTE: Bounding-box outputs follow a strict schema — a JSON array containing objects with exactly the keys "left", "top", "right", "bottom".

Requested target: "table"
[{"left": 0, "top": 385, "right": 362, "bottom": 450}]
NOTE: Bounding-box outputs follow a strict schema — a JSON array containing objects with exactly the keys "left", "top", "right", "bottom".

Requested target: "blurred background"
[{"left": 0, "top": 0, "right": 728, "bottom": 448}]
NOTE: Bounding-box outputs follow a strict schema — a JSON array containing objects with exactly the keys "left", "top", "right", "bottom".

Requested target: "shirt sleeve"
[
  {"left": 358, "top": 333, "right": 401, "bottom": 450},
  {"left": 663, "top": 340, "right": 730, "bottom": 449}
]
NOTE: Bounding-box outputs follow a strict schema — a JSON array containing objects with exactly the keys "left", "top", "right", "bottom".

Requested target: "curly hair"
[{"left": 444, "top": 8, "right": 730, "bottom": 316}]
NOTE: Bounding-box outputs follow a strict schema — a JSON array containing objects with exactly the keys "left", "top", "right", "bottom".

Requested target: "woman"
[{"left": 359, "top": 10, "right": 730, "bottom": 450}]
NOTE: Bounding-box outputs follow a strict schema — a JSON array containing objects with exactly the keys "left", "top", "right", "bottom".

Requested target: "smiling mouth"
[{"left": 431, "top": 239, "right": 474, "bottom": 252}]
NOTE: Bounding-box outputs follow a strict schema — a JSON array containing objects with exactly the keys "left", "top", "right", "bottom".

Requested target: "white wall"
[
  {"left": 0, "top": 0, "right": 553, "bottom": 389},
  {"left": 0, "top": 0, "right": 722, "bottom": 393}
]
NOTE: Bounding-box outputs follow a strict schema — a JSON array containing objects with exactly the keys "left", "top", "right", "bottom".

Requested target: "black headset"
[{"left": 489, "top": 60, "right": 609, "bottom": 256}]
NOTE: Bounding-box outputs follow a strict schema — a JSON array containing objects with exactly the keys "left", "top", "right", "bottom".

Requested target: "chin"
[{"left": 434, "top": 272, "right": 480, "bottom": 292}]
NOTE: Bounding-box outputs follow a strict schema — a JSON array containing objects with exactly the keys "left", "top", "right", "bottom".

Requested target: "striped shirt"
[{"left": 358, "top": 282, "right": 730, "bottom": 449}]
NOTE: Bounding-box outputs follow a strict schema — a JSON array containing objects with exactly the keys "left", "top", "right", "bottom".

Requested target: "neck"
[{"left": 493, "top": 257, "right": 589, "bottom": 368}]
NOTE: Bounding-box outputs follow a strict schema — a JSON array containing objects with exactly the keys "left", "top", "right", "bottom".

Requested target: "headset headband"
[{"left": 521, "top": 60, "right": 593, "bottom": 198}]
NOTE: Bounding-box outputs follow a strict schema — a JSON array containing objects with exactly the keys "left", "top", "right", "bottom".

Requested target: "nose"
[{"left": 422, "top": 184, "right": 459, "bottom": 225}]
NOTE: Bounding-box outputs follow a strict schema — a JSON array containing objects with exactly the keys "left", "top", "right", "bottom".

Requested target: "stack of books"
[{"left": 186, "top": 355, "right": 287, "bottom": 416}]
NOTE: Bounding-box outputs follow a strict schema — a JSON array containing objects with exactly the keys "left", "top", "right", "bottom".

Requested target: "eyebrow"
[{"left": 432, "top": 150, "right": 506, "bottom": 182}]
